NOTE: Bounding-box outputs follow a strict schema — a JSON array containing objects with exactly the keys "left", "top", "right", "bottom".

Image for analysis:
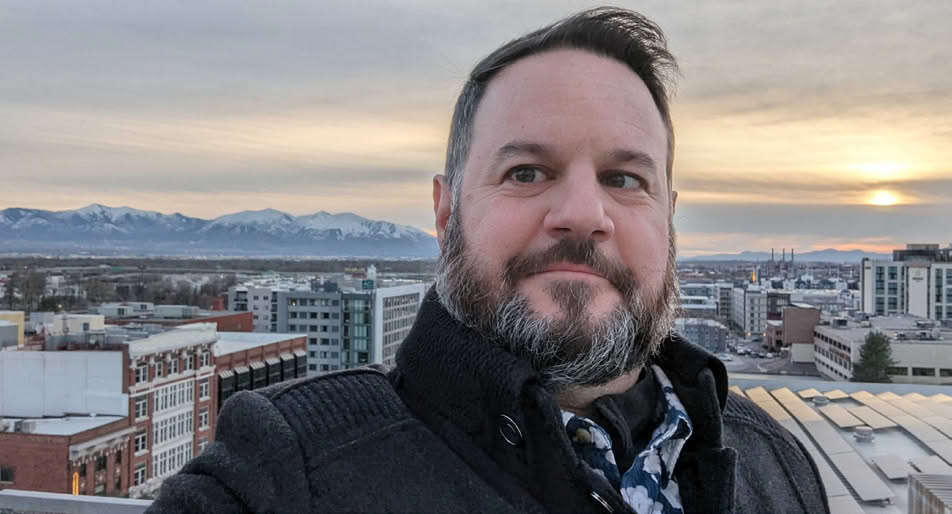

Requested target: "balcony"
[{"left": 0, "top": 490, "right": 151, "bottom": 514}]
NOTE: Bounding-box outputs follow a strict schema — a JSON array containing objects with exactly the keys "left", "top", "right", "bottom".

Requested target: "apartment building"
[{"left": 862, "top": 244, "right": 952, "bottom": 321}]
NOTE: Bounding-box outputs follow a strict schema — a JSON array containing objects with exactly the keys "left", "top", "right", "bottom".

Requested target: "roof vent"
[
  {"left": 813, "top": 395, "right": 830, "bottom": 406},
  {"left": 854, "top": 425, "right": 875, "bottom": 442}
]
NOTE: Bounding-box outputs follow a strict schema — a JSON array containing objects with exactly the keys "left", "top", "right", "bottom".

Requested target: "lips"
[{"left": 536, "top": 263, "right": 605, "bottom": 279}]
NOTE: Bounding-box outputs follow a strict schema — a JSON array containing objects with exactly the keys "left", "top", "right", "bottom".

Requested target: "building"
[
  {"left": 232, "top": 277, "right": 426, "bottom": 375},
  {"left": 764, "top": 320, "right": 783, "bottom": 351},
  {"left": 94, "top": 303, "right": 155, "bottom": 318},
  {"left": 105, "top": 310, "right": 252, "bottom": 333},
  {"left": 715, "top": 282, "right": 734, "bottom": 322},
  {"left": 0, "top": 322, "right": 17, "bottom": 349},
  {"left": 861, "top": 243, "right": 952, "bottom": 321},
  {"left": 0, "top": 312, "right": 24, "bottom": 347},
  {"left": 680, "top": 295, "right": 718, "bottom": 320},
  {"left": 732, "top": 286, "right": 767, "bottom": 338},
  {"left": 29, "top": 313, "right": 105, "bottom": 337},
  {"left": 0, "top": 324, "right": 306, "bottom": 499},
  {"left": 0, "top": 351, "right": 132, "bottom": 496},
  {"left": 212, "top": 332, "right": 307, "bottom": 413},
  {"left": 783, "top": 304, "right": 821, "bottom": 363},
  {"left": 812, "top": 315, "right": 952, "bottom": 384},
  {"left": 674, "top": 318, "right": 728, "bottom": 353}
]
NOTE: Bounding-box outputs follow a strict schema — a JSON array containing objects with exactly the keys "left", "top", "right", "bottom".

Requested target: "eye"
[
  {"left": 601, "top": 172, "right": 644, "bottom": 190},
  {"left": 507, "top": 166, "right": 548, "bottom": 184}
]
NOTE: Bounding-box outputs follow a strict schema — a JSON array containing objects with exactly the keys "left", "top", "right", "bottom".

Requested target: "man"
[{"left": 150, "top": 7, "right": 828, "bottom": 513}]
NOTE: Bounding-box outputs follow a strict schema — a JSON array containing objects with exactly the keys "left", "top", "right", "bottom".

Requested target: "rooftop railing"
[{"left": 0, "top": 490, "right": 151, "bottom": 514}]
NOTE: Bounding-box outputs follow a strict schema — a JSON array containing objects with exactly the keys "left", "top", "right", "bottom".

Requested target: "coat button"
[
  {"left": 497, "top": 414, "right": 523, "bottom": 447},
  {"left": 589, "top": 491, "right": 614, "bottom": 513}
]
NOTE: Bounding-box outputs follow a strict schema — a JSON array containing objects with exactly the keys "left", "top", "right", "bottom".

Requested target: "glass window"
[
  {"left": 886, "top": 366, "right": 908, "bottom": 376},
  {"left": 0, "top": 467, "right": 14, "bottom": 483},
  {"left": 912, "top": 367, "right": 936, "bottom": 377}
]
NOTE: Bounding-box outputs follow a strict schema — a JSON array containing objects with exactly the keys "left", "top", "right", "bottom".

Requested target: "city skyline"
[{"left": 2, "top": 1, "right": 950, "bottom": 256}]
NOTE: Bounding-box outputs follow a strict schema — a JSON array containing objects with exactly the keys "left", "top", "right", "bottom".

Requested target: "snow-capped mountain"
[{"left": 0, "top": 204, "right": 438, "bottom": 258}]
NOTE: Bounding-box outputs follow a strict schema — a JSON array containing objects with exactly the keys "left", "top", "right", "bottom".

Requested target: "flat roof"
[
  {"left": 732, "top": 374, "right": 952, "bottom": 513},
  {"left": 1, "top": 415, "right": 124, "bottom": 436},
  {"left": 213, "top": 332, "right": 299, "bottom": 357}
]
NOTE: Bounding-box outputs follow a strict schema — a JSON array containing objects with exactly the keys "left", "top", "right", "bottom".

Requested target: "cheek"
[
  {"left": 462, "top": 197, "right": 543, "bottom": 272},
  {"left": 615, "top": 217, "right": 670, "bottom": 288}
]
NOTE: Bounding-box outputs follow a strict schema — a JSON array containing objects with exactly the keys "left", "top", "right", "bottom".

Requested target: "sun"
[{"left": 868, "top": 191, "right": 898, "bottom": 206}]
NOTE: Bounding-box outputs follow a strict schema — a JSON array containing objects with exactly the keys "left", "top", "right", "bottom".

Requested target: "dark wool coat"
[{"left": 149, "top": 292, "right": 830, "bottom": 513}]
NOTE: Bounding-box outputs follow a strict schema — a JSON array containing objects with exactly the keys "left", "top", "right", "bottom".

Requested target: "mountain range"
[
  {"left": 0, "top": 204, "right": 438, "bottom": 258},
  {"left": 680, "top": 249, "right": 889, "bottom": 263}
]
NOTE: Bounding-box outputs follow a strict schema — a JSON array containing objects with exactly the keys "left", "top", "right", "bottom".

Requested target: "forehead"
[{"left": 466, "top": 48, "right": 668, "bottom": 174}]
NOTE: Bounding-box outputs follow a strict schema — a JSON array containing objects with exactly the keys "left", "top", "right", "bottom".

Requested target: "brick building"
[{"left": 0, "top": 324, "right": 305, "bottom": 499}]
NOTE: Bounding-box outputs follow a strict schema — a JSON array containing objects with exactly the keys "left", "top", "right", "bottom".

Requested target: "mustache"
[{"left": 502, "top": 238, "right": 637, "bottom": 301}]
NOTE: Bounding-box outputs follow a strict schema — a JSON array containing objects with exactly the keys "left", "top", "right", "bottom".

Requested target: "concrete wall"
[
  {"left": 791, "top": 343, "right": 814, "bottom": 363},
  {"left": 0, "top": 324, "right": 17, "bottom": 348},
  {"left": 0, "top": 352, "right": 126, "bottom": 417},
  {"left": 907, "top": 266, "right": 930, "bottom": 318},
  {"left": 0, "top": 312, "right": 24, "bottom": 347}
]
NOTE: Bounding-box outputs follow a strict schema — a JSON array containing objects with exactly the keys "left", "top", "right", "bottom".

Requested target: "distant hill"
[
  {"left": 0, "top": 204, "right": 439, "bottom": 258},
  {"left": 680, "top": 248, "right": 889, "bottom": 263}
]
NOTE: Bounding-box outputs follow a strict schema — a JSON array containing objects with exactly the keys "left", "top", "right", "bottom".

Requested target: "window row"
[
  {"left": 153, "top": 380, "right": 194, "bottom": 414},
  {"left": 153, "top": 410, "right": 194, "bottom": 446},
  {"left": 152, "top": 440, "right": 194, "bottom": 480}
]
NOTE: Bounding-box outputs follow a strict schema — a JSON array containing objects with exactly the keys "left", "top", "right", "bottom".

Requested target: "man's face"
[{"left": 434, "top": 49, "right": 679, "bottom": 389}]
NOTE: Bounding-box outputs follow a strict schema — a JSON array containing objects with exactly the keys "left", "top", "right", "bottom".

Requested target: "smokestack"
[
  {"left": 791, "top": 248, "right": 794, "bottom": 264},
  {"left": 782, "top": 248, "right": 786, "bottom": 262},
  {"left": 771, "top": 248, "right": 775, "bottom": 263}
]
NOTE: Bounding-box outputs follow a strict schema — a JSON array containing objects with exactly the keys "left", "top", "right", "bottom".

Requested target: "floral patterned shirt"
[{"left": 561, "top": 365, "right": 693, "bottom": 514}]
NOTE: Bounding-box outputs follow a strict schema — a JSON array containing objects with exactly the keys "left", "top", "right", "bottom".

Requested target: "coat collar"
[{"left": 393, "top": 287, "right": 735, "bottom": 512}]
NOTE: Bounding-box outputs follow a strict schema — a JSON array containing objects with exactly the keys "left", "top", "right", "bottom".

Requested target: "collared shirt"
[{"left": 562, "top": 365, "right": 693, "bottom": 514}]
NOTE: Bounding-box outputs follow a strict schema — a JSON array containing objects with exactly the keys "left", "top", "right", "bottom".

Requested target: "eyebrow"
[{"left": 492, "top": 140, "right": 658, "bottom": 172}]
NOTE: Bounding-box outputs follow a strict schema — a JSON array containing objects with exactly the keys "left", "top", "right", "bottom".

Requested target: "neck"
[{"left": 554, "top": 367, "right": 643, "bottom": 418}]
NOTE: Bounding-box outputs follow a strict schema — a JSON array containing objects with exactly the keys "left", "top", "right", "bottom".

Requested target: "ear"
[
  {"left": 433, "top": 174, "right": 452, "bottom": 245},
  {"left": 670, "top": 189, "right": 678, "bottom": 216}
]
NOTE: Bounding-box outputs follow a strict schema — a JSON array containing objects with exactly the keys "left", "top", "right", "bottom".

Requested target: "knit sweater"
[{"left": 148, "top": 291, "right": 830, "bottom": 513}]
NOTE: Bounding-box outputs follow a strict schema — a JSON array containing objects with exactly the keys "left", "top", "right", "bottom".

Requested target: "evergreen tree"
[{"left": 851, "top": 331, "right": 898, "bottom": 383}]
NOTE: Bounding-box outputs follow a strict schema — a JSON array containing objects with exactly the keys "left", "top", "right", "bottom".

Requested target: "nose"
[{"left": 542, "top": 169, "right": 614, "bottom": 242}]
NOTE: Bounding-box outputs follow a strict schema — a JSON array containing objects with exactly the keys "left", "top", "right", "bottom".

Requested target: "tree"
[{"left": 851, "top": 331, "right": 898, "bottom": 383}]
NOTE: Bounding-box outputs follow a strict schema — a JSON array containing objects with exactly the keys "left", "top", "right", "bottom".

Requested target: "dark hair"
[{"left": 444, "top": 6, "right": 679, "bottom": 206}]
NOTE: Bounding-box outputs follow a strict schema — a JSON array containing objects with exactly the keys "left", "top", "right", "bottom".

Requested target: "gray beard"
[{"left": 434, "top": 209, "right": 681, "bottom": 392}]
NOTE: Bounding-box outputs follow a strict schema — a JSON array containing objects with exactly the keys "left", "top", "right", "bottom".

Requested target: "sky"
[{"left": 1, "top": 1, "right": 950, "bottom": 257}]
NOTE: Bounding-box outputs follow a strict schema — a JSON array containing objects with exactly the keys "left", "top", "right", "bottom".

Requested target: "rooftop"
[
  {"left": 0, "top": 415, "right": 124, "bottom": 436},
  {"left": 817, "top": 315, "right": 952, "bottom": 344},
  {"left": 213, "top": 331, "right": 300, "bottom": 356},
  {"left": 124, "top": 323, "right": 217, "bottom": 358},
  {"left": 731, "top": 373, "right": 952, "bottom": 513}
]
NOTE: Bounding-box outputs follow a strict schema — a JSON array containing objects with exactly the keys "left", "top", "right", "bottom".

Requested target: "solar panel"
[
  {"left": 887, "top": 397, "right": 934, "bottom": 418},
  {"left": 912, "top": 455, "right": 952, "bottom": 474},
  {"left": 932, "top": 393, "right": 952, "bottom": 403},
  {"left": 905, "top": 392, "right": 930, "bottom": 402},
  {"left": 923, "top": 417, "right": 952, "bottom": 439},
  {"left": 894, "top": 416, "right": 947, "bottom": 443},
  {"left": 924, "top": 439, "right": 952, "bottom": 466},
  {"left": 798, "top": 387, "right": 820, "bottom": 399},
  {"left": 759, "top": 401, "right": 791, "bottom": 422},
  {"left": 827, "top": 452, "right": 895, "bottom": 502},
  {"left": 776, "top": 418, "right": 851, "bottom": 499},
  {"left": 818, "top": 404, "right": 864, "bottom": 429},
  {"left": 802, "top": 420, "right": 853, "bottom": 456},
  {"left": 844, "top": 406, "right": 896, "bottom": 430},
  {"left": 744, "top": 386, "right": 771, "bottom": 404},
  {"left": 850, "top": 390, "right": 875, "bottom": 401},
  {"left": 826, "top": 495, "right": 865, "bottom": 514},
  {"left": 878, "top": 391, "right": 903, "bottom": 401},
  {"left": 823, "top": 389, "right": 849, "bottom": 401},
  {"left": 871, "top": 454, "right": 913, "bottom": 480},
  {"left": 728, "top": 385, "right": 745, "bottom": 397}
]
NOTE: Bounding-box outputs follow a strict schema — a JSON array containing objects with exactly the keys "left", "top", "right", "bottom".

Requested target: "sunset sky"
[{"left": 2, "top": 1, "right": 950, "bottom": 257}]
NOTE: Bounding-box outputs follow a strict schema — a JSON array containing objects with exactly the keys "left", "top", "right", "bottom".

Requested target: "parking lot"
[{"left": 717, "top": 338, "right": 791, "bottom": 374}]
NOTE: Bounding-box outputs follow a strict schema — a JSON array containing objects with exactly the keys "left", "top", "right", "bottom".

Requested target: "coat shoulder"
[{"left": 722, "top": 391, "right": 831, "bottom": 514}]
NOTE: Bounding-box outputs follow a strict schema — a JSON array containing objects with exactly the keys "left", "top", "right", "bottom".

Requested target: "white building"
[
  {"left": 30, "top": 313, "right": 105, "bottom": 337},
  {"left": 862, "top": 244, "right": 952, "bottom": 321},
  {"left": 732, "top": 286, "right": 767, "bottom": 337},
  {"left": 680, "top": 295, "right": 718, "bottom": 320},
  {"left": 812, "top": 315, "right": 952, "bottom": 384}
]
